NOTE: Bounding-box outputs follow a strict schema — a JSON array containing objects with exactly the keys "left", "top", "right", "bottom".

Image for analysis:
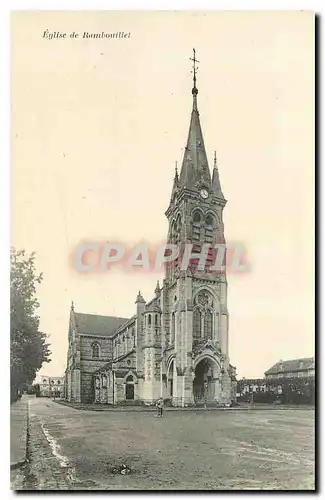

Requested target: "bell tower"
[
  {"left": 162, "top": 50, "right": 232, "bottom": 406},
  {"left": 165, "top": 49, "right": 226, "bottom": 276}
]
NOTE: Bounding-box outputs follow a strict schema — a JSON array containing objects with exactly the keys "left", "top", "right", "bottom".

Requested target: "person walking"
[{"left": 156, "top": 397, "right": 164, "bottom": 417}]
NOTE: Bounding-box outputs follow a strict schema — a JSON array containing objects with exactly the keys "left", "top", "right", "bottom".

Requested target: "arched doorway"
[
  {"left": 125, "top": 375, "right": 134, "bottom": 400},
  {"left": 193, "top": 357, "right": 219, "bottom": 403},
  {"left": 167, "top": 359, "right": 174, "bottom": 398}
]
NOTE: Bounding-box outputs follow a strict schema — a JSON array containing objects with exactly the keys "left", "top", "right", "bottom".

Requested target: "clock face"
[{"left": 200, "top": 188, "right": 209, "bottom": 199}]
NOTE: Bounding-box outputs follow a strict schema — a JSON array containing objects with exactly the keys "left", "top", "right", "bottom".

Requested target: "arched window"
[
  {"left": 171, "top": 312, "right": 175, "bottom": 344},
  {"left": 205, "top": 215, "right": 213, "bottom": 244},
  {"left": 148, "top": 314, "right": 151, "bottom": 327},
  {"left": 155, "top": 314, "right": 159, "bottom": 326},
  {"left": 192, "top": 211, "right": 201, "bottom": 240},
  {"left": 175, "top": 215, "right": 181, "bottom": 243},
  {"left": 206, "top": 215, "right": 213, "bottom": 226},
  {"left": 193, "top": 211, "right": 201, "bottom": 223},
  {"left": 92, "top": 342, "right": 100, "bottom": 358},
  {"left": 204, "top": 310, "right": 213, "bottom": 340},
  {"left": 193, "top": 309, "right": 201, "bottom": 339},
  {"left": 170, "top": 221, "right": 176, "bottom": 243}
]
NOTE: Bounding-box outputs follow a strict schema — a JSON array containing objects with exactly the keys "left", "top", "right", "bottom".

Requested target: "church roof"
[
  {"left": 74, "top": 312, "right": 129, "bottom": 337},
  {"left": 179, "top": 88, "right": 211, "bottom": 190},
  {"left": 178, "top": 50, "right": 212, "bottom": 191},
  {"left": 264, "top": 357, "right": 315, "bottom": 376},
  {"left": 115, "top": 315, "right": 136, "bottom": 334},
  {"left": 176, "top": 50, "right": 225, "bottom": 203}
]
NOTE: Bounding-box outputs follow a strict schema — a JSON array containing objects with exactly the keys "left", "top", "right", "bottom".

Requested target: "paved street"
[{"left": 11, "top": 397, "right": 315, "bottom": 491}]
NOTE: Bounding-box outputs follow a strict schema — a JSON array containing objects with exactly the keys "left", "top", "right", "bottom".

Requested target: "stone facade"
[{"left": 65, "top": 66, "right": 237, "bottom": 407}]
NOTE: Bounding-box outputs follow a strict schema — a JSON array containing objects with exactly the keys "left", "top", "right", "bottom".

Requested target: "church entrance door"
[
  {"left": 167, "top": 359, "right": 174, "bottom": 399},
  {"left": 193, "top": 358, "right": 217, "bottom": 404},
  {"left": 125, "top": 375, "right": 134, "bottom": 400}
]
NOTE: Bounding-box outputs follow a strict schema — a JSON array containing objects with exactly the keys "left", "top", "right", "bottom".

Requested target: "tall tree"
[{"left": 10, "top": 248, "right": 51, "bottom": 401}]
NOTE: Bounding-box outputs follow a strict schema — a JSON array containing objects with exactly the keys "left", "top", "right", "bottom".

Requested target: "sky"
[{"left": 11, "top": 10, "right": 314, "bottom": 379}]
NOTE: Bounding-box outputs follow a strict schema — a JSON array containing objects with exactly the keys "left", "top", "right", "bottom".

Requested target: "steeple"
[
  {"left": 154, "top": 280, "right": 161, "bottom": 297},
  {"left": 212, "top": 151, "right": 225, "bottom": 199},
  {"left": 179, "top": 49, "right": 212, "bottom": 190},
  {"left": 135, "top": 290, "right": 145, "bottom": 304},
  {"left": 170, "top": 161, "right": 180, "bottom": 201}
]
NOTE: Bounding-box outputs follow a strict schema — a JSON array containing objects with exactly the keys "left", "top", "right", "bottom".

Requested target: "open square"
[{"left": 13, "top": 398, "right": 315, "bottom": 490}]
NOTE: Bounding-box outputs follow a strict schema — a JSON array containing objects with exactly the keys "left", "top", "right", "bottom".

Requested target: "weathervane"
[{"left": 190, "top": 48, "right": 199, "bottom": 95}]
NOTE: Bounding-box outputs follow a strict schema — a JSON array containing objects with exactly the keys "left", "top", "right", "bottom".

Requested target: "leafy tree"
[
  {"left": 10, "top": 248, "right": 51, "bottom": 401},
  {"left": 236, "top": 377, "right": 315, "bottom": 405}
]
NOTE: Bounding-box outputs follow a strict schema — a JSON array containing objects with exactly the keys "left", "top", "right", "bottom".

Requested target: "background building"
[
  {"left": 34, "top": 375, "right": 64, "bottom": 398},
  {"left": 264, "top": 357, "right": 315, "bottom": 380},
  {"left": 237, "top": 357, "right": 315, "bottom": 404}
]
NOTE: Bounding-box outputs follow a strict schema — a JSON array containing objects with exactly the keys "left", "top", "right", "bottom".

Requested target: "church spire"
[
  {"left": 135, "top": 290, "right": 145, "bottom": 304},
  {"left": 170, "top": 161, "right": 180, "bottom": 202},
  {"left": 154, "top": 280, "right": 161, "bottom": 297},
  {"left": 191, "top": 48, "right": 199, "bottom": 110},
  {"left": 212, "top": 151, "right": 225, "bottom": 199},
  {"left": 179, "top": 49, "right": 211, "bottom": 189}
]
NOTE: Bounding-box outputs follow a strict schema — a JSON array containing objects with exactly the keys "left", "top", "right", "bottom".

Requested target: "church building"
[{"left": 65, "top": 52, "right": 237, "bottom": 407}]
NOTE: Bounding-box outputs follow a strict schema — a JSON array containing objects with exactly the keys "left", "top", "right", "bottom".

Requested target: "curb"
[
  {"left": 10, "top": 401, "right": 29, "bottom": 470},
  {"left": 54, "top": 400, "right": 315, "bottom": 413}
]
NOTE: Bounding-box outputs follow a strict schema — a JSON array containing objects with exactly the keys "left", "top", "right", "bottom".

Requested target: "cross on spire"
[
  {"left": 214, "top": 151, "right": 217, "bottom": 168},
  {"left": 190, "top": 48, "right": 199, "bottom": 95}
]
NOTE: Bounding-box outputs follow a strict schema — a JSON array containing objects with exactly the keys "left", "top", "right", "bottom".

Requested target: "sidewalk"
[{"left": 10, "top": 397, "right": 28, "bottom": 469}]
